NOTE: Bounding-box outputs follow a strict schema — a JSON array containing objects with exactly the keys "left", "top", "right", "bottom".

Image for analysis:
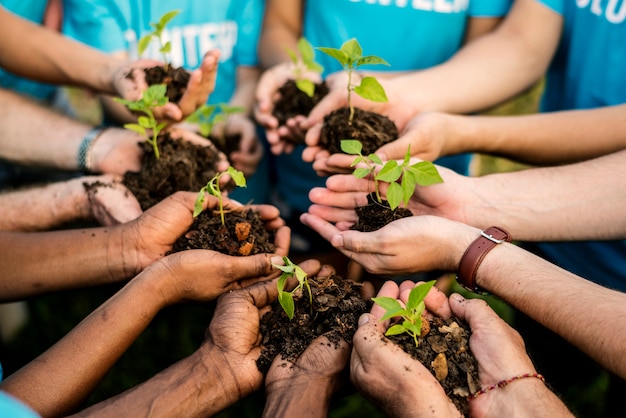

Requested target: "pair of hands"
[
  {"left": 352, "top": 280, "right": 538, "bottom": 418},
  {"left": 110, "top": 191, "right": 289, "bottom": 278},
  {"left": 254, "top": 62, "right": 460, "bottom": 169}
]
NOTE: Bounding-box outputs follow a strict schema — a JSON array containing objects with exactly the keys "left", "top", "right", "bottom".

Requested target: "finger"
[
  {"left": 299, "top": 213, "right": 342, "bottom": 246},
  {"left": 371, "top": 280, "right": 401, "bottom": 320},
  {"left": 307, "top": 203, "right": 358, "bottom": 224},
  {"left": 376, "top": 135, "right": 413, "bottom": 162},
  {"left": 308, "top": 186, "right": 369, "bottom": 209},
  {"left": 304, "top": 121, "right": 323, "bottom": 147},
  {"left": 449, "top": 293, "right": 495, "bottom": 327},
  {"left": 272, "top": 225, "right": 291, "bottom": 257}
]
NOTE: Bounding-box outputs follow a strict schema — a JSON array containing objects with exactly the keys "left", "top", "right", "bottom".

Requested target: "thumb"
[{"left": 333, "top": 230, "right": 380, "bottom": 254}]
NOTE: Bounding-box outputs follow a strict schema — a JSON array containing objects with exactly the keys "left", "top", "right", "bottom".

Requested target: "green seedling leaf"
[
  {"left": 272, "top": 256, "right": 311, "bottom": 321},
  {"left": 405, "top": 162, "right": 444, "bottom": 186},
  {"left": 298, "top": 37, "right": 315, "bottom": 63},
  {"left": 193, "top": 166, "right": 247, "bottom": 222},
  {"left": 296, "top": 79, "right": 315, "bottom": 97},
  {"left": 386, "top": 182, "right": 404, "bottom": 210},
  {"left": 138, "top": 9, "right": 180, "bottom": 62},
  {"left": 340, "top": 139, "right": 362, "bottom": 155},
  {"left": 375, "top": 161, "right": 402, "bottom": 183},
  {"left": 137, "top": 35, "right": 153, "bottom": 56},
  {"left": 158, "top": 9, "right": 181, "bottom": 29},
  {"left": 354, "top": 76, "right": 388, "bottom": 102},
  {"left": 342, "top": 38, "right": 362, "bottom": 59}
]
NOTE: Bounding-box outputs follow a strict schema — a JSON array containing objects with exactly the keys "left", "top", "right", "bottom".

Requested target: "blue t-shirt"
[
  {"left": 276, "top": 0, "right": 512, "bottom": 214},
  {"left": 0, "top": 1, "right": 58, "bottom": 101},
  {"left": 0, "top": 391, "right": 40, "bottom": 418},
  {"left": 530, "top": 0, "right": 626, "bottom": 291},
  {"left": 62, "top": 0, "right": 263, "bottom": 105}
]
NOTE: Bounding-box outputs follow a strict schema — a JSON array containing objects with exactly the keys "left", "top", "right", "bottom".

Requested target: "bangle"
[
  {"left": 469, "top": 372, "right": 545, "bottom": 400},
  {"left": 456, "top": 226, "right": 512, "bottom": 294},
  {"left": 77, "top": 127, "right": 107, "bottom": 172}
]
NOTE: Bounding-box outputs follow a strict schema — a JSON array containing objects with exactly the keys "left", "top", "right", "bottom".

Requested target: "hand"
[
  {"left": 376, "top": 111, "right": 461, "bottom": 163},
  {"left": 111, "top": 50, "right": 220, "bottom": 122},
  {"left": 198, "top": 259, "right": 324, "bottom": 408},
  {"left": 351, "top": 281, "right": 462, "bottom": 418},
  {"left": 307, "top": 170, "right": 469, "bottom": 227},
  {"left": 224, "top": 114, "right": 264, "bottom": 177},
  {"left": 83, "top": 175, "right": 142, "bottom": 225},
  {"left": 255, "top": 63, "right": 321, "bottom": 155},
  {"left": 126, "top": 191, "right": 290, "bottom": 272},
  {"left": 300, "top": 212, "right": 478, "bottom": 277}
]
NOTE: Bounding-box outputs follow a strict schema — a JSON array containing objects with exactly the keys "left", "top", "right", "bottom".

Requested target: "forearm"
[
  {"left": 0, "top": 222, "right": 138, "bottom": 301},
  {"left": 0, "top": 177, "right": 94, "bottom": 231},
  {"left": 0, "top": 89, "right": 92, "bottom": 170},
  {"left": 452, "top": 105, "right": 626, "bottom": 165},
  {"left": 475, "top": 239, "right": 626, "bottom": 379},
  {"left": 1, "top": 274, "right": 169, "bottom": 417},
  {"left": 0, "top": 7, "right": 119, "bottom": 93},
  {"left": 70, "top": 346, "right": 243, "bottom": 418},
  {"left": 231, "top": 67, "right": 260, "bottom": 113},
  {"left": 462, "top": 150, "right": 626, "bottom": 241},
  {"left": 257, "top": 0, "right": 301, "bottom": 69},
  {"left": 387, "top": 0, "right": 559, "bottom": 115}
]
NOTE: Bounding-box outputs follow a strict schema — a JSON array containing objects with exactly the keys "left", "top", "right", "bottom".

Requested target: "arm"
[
  {"left": 375, "top": 105, "right": 626, "bottom": 165},
  {"left": 0, "top": 6, "right": 124, "bottom": 94},
  {"left": 308, "top": 148, "right": 626, "bottom": 242},
  {"left": 0, "top": 249, "right": 285, "bottom": 418},
  {"left": 300, "top": 214, "right": 626, "bottom": 379},
  {"left": 257, "top": 0, "right": 302, "bottom": 69},
  {"left": 0, "top": 175, "right": 141, "bottom": 231}
]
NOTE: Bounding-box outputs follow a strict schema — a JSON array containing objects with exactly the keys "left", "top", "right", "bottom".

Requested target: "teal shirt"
[
  {"left": 62, "top": 0, "right": 263, "bottom": 105},
  {"left": 0, "top": 391, "right": 40, "bottom": 418},
  {"left": 0, "top": 1, "right": 58, "bottom": 101},
  {"left": 276, "top": 0, "right": 512, "bottom": 214},
  {"left": 530, "top": 0, "right": 626, "bottom": 291}
]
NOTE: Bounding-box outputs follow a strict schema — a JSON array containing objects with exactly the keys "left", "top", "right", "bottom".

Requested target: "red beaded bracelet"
[{"left": 469, "top": 372, "right": 545, "bottom": 400}]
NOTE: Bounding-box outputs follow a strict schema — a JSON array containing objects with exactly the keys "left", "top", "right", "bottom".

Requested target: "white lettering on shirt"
[
  {"left": 348, "top": 0, "right": 468, "bottom": 12},
  {"left": 576, "top": 0, "right": 626, "bottom": 23}
]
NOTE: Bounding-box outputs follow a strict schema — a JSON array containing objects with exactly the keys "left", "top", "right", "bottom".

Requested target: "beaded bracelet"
[
  {"left": 469, "top": 372, "right": 545, "bottom": 400},
  {"left": 77, "top": 127, "right": 108, "bottom": 172}
]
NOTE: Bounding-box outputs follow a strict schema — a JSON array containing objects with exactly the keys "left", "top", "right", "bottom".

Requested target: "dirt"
[
  {"left": 208, "top": 132, "right": 243, "bottom": 159},
  {"left": 170, "top": 206, "right": 276, "bottom": 256},
  {"left": 388, "top": 316, "right": 479, "bottom": 416},
  {"left": 144, "top": 64, "right": 190, "bottom": 103},
  {"left": 351, "top": 193, "right": 413, "bottom": 232},
  {"left": 256, "top": 274, "right": 370, "bottom": 373},
  {"left": 319, "top": 106, "right": 398, "bottom": 155},
  {"left": 122, "top": 132, "right": 223, "bottom": 211},
  {"left": 272, "top": 79, "right": 329, "bottom": 130}
]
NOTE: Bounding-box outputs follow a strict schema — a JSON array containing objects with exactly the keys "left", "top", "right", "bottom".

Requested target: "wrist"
[{"left": 264, "top": 377, "right": 335, "bottom": 418}]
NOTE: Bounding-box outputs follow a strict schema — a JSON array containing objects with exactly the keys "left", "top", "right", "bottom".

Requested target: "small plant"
[
  {"left": 185, "top": 103, "right": 245, "bottom": 149},
  {"left": 137, "top": 9, "right": 181, "bottom": 64},
  {"left": 273, "top": 256, "right": 312, "bottom": 320},
  {"left": 372, "top": 280, "right": 436, "bottom": 347},
  {"left": 115, "top": 84, "right": 169, "bottom": 159},
  {"left": 193, "top": 166, "right": 247, "bottom": 225},
  {"left": 285, "top": 37, "right": 324, "bottom": 97},
  {"left": 317, "top": 38, "right": 389, "bottom": 124},
  {"left": 341, "top": 139, "right": 443, "bottom": 210}
]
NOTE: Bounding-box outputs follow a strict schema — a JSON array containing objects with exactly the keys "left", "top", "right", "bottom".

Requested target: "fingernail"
[
  {"left": 331, "top": 234, "right": 344, "bottom": 247},
  {"left": 270, "top": 256, "right": 284, "bottom": 266},
  {"left": 358, "top": 314, "right": 370, "bottom": 327},
  {"left": 451, "top": 293, "right": 465, "bottom": 303}
]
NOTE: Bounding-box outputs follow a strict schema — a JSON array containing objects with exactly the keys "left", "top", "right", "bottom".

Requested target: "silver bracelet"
[{"left": 77, "top": 127, "right": 107, "bottom": 172}]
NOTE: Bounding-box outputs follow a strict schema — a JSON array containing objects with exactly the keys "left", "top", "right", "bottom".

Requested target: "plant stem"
[{"left": 347, "top": 68, "right": 354, "bottom": 125}]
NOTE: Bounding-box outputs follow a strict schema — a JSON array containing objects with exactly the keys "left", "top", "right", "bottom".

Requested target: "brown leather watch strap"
[{"left": 456, "top": 226, "right": 512, "bottom": 293}]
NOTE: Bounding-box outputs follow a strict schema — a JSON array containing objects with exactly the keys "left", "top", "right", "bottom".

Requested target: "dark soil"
[
  {"left": 208, "top": 132, "right": 243, "bottom": 159},
  {"left": 122, "top": 132, "right": 223, "bottom": 211},
  {"left": 319, "top": 106, "right": 398, "bottom": 155},
  {"left": 272, "top": 79, "right": 329, "bottom": 128},
  {"left": 256, "top": 274, "right": 370, "bottom": 373},
  {"left": 144, "top": 64, "right": 190, "bottom": 103},
  {"left": 170, "top": 206, "right": 276, "bottom": 256},
  {"left": 388, "top": 315, "right": 479, "bottom": 416},
  {"left": 351, "top": 193, "right": 413, "bottom": 232}
]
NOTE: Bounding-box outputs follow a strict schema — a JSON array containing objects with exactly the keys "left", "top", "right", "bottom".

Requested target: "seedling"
[
  {"left": 341, "top": 139, "right": 443, "bottom": 210},
  {"left": 137, "top": 9, "right": 181, "bottom": 64},
  {"left": 372, "top": 280, "right": 436, "bottom": 347},
  {"left": 114, "top": 84, "right": 169, "bottom": 159},
  {"left": 285, "top": 37, "right": 324, "bottom": 97},
  {"left": 273, "top": 256, "right": 312, "bottom": 320},
  {"left": 185, "top": 103, "right": 245, "bottom": 149},
  {"left": 317, "top": 38, "right": 389, "bottom": 124},
  {"left": 193, "top": 166, "right": 247, "bottom": 225}
]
